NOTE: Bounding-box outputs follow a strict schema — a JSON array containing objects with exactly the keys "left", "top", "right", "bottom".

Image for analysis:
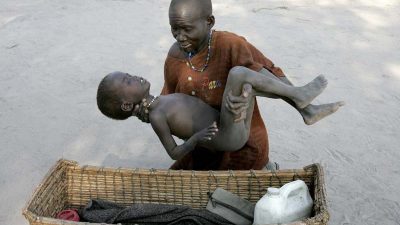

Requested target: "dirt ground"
[{"left": 1, "top": 0, "right": 399, "bottom": 224}]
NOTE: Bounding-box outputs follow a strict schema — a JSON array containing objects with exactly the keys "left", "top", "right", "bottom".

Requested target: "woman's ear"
[
  {"left": 207, "top": 15, "right": 215, "bottom": 28},
  {"left": 121, "top": 101, "right": 134, "bottom": 112}
]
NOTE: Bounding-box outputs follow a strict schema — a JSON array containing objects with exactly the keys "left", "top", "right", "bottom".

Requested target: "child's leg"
[
  {"left": 209, "top": 66, "right": 327, "bottom": 151},
  {"left": 209, "top": 82, "right": 255, "bottom": 152},
  {"left": 258, "top": 68, "right": 344, "bottom": 125},
  {"left": 232, "top": 66, "right": 328, "bottom": 109}
]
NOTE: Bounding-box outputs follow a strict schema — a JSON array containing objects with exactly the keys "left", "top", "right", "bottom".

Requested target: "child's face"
[
  {"left": 111, "top": 73, "right": 150, "bottom": 104},
  {"left": 169, "top": 4, "right": 212, "bottom": 54}
]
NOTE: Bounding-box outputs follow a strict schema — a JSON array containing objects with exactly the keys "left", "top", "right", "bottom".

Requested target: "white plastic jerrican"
[{"left": 253, "top": 180, "right": 313, "bottom": 225}]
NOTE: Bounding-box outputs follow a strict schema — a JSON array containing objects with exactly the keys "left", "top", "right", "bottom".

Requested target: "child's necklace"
[
  {"left": 186, "top": 30, "right": 213, "bottom": 73},
  {"left": 142, "top": 95, "right": 158, "bottom": 114}
]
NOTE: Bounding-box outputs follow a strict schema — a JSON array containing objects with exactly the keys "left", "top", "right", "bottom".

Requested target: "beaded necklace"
[
  {"left": 186, "top": 29, "right": 213, "bottom": 73},
  {"left": 135, "top": 95, "right": 158, "bottom": 123},
  {"left": 142, "top": 95, "right": 158, "bottom": 114}
]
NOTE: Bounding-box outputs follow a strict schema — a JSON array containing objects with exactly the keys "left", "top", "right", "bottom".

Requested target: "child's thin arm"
[{"left": 150, "top": 114, "right": 200, "bottom": 160}]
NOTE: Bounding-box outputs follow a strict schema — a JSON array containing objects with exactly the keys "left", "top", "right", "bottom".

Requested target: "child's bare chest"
[{"left": 164, "top": 94, "right": 219, "bottom": 138}]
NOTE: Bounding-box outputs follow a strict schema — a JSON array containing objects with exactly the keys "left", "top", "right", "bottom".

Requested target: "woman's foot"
[{"left": 292, "top": 75, "right": 328, "bottom": 109}]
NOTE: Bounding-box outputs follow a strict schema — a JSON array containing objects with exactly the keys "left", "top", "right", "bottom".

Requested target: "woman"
[{"left": 150, "top": 0, "right": 342, "bottom": 170}]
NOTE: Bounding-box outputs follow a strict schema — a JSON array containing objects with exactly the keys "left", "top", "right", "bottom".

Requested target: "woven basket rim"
[{"left": 50, "top": 158, "right": 321, "bottom": 173}]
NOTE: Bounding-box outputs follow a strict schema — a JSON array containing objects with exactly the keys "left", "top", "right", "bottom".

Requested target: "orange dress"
[{"left": 162, "top": 31, "right": 285, "bottom": 170}]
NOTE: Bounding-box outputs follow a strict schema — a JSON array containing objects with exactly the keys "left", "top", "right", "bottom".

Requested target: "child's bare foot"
[
  {"left": 301, "top": 101, "right": 345, "bottom": 125},
  {"left": 293, "top": 75, "right": 328, "bottom": 109}
]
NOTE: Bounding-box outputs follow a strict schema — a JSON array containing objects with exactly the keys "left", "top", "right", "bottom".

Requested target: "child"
[{"left": 97, "top": 66, "right": 333, "bottom": 160}]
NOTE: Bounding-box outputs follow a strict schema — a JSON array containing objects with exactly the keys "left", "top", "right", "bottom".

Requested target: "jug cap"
[{"left": 267, "top": 187, "right": 280, "bottom": 196}]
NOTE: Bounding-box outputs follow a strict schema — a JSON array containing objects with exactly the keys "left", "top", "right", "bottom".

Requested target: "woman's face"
[{"left": 169, "top": 5, "right": 213, "bottom": 54}]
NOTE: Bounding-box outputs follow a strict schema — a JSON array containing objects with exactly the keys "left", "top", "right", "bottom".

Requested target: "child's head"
[
  {"left": 97, "top": 71, "right": 150, "bottom": 120},
  {"left": 169, "top": 0, "right": 214, "bottom": 54}
]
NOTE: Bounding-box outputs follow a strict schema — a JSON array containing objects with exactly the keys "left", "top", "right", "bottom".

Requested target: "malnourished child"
[{"left": 97, "top": 66, "right": 334, "bottom": 160}]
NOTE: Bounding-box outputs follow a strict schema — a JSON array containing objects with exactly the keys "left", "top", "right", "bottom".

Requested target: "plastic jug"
[{"left": 253, "top": 180, "right": 313, "bottom": 225}]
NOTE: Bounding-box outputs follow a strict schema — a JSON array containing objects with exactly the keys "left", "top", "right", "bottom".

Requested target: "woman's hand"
[{"left": 226, "top": 83, "right": 252, "bottom": 122}]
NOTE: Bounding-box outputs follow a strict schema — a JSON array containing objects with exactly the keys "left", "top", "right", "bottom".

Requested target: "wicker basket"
[{"left": 23, "top": 159, "right": 329, "bottom": 225}]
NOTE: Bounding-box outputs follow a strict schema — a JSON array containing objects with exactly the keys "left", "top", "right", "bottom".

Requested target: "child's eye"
[{"left": 127, "top": 79, "right": 131, "bottom": 84}]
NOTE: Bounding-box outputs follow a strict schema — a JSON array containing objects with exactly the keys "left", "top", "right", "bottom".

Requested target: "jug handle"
[{"left": 280, "top": 180, "right": 307, "bottom": 199}]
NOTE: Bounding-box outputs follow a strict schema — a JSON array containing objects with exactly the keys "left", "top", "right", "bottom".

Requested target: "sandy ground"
[{"left": 1, "top": 0, "right": 400, "bottom": 224}]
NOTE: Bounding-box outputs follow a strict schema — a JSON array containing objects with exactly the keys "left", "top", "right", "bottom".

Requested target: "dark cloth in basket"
[{"left": 80, "top": 199, "right": 234, "bottom": 225}]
